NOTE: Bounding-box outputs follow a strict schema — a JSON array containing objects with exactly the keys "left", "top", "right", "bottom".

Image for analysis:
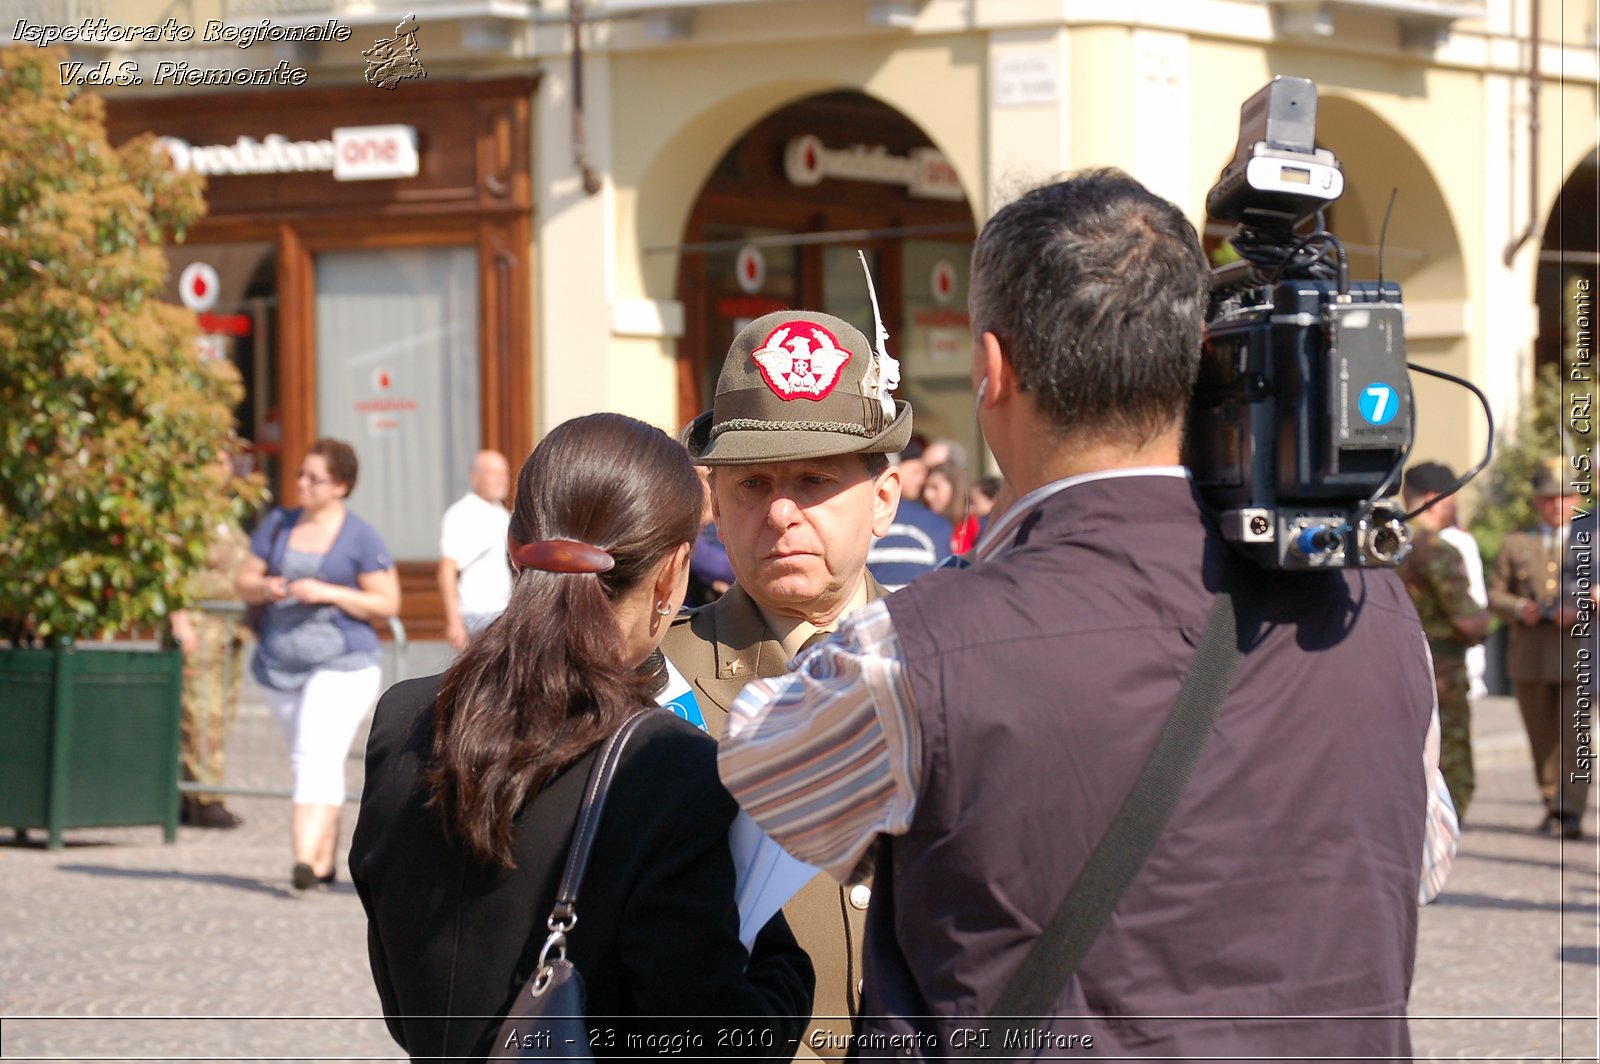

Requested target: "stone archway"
[
  {"left": 668, "top": 91, "right": 980, "bottom": 467},
  {"left": 1536, "top": 149, "right": 1599, "bottom": 378}
]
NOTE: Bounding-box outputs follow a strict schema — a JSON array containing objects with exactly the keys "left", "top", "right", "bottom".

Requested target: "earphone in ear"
[{"left": 976, "top": 377, "right": 990, "bottom": 406}]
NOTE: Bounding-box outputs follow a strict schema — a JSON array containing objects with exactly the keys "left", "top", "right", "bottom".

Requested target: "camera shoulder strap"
[{"left": 975, "top": 579, "right": 1245, "bottom": 1052}]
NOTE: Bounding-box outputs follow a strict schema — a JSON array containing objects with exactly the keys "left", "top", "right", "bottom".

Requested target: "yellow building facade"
[{"left": 9, "top": 0, "right": 1596, "bottom": 629}]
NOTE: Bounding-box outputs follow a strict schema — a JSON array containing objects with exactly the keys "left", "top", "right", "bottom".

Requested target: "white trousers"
[{"left": 260, "top": 666, "right": 382, "bottom": 806}]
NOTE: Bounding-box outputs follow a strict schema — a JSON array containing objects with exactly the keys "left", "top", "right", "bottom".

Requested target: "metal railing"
[{"left": 176, "top": 601, "right": 410, "bottom": 803}]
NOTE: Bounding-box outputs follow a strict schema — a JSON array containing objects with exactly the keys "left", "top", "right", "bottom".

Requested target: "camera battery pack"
[{"left": 1325, "top": 301, "right": 1409, "bottom": 453}]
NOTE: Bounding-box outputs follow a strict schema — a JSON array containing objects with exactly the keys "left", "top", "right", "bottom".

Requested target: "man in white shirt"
[{"left": 437, "top": 450, "right": 512, "bottom": 649}]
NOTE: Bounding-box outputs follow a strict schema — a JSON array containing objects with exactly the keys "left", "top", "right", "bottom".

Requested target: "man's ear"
[
  {"left": 871, "top": 464, "right": 903, "bottom": 538},
  {"left": 978, "top": 331, "right": 1011, "bottom": 408}
]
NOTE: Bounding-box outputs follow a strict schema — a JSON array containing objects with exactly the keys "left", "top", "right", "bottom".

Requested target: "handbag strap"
[
  {"left": 545, "top": 709, "right": 652, "bottom": 933},
  {"left": 263, "top": 507, "right": 299, "bottom": 577},
  {"left": 977, "top": 583, "right": 1245, "bottom": 1051}
]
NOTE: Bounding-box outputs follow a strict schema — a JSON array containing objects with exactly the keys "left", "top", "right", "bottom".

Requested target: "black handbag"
[{"left": 491, "top": 710, "right": 651, "bottom": 1061}]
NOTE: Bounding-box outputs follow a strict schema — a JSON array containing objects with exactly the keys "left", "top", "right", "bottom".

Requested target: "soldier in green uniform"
[
  {"left": 1489, "top": 456, "right": 1588, "bottom": 838},
  {"left": 169, "top": 454, "right": 254, "bottom": 829},
  {"left": 1399, "top": 463, "right": 1489, "bottom": 821}
]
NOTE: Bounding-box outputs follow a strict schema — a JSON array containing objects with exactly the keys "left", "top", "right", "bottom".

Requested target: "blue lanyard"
[{"left": 655, "top": 654, "right": 708, "bottom": 732}]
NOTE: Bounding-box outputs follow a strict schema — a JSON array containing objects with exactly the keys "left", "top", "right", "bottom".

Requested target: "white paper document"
[
  {"left": 650, "top": 657, "right": 817, "bottom": 948},
  {"left": 728, "top": 810, "right": 819, "bottom": 950}
]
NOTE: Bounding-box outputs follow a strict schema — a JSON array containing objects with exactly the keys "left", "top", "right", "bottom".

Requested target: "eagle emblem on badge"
[{"left": 751, "top": 322, "right": 852, "bottom": 401}]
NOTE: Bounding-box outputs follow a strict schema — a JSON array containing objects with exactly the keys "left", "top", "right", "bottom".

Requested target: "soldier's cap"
[
  {"left": 1533, "top": 456, "right": 1569, "bottom": 497},
  {"left": 1403, "top": 461, "right": 1457, "bottom": 499},
  {"left": 684, "top": 310, "right": 912, "bottom": 466}
]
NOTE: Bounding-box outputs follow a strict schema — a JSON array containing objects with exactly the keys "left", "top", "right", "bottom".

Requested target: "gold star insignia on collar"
[{"left": 722, "top": 659, "right": 745, "bottom": 678}]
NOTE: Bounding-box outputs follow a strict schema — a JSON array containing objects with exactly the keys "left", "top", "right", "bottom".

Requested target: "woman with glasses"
[{"left": 236, "top": 438, "right": 400, "bottom": 892}]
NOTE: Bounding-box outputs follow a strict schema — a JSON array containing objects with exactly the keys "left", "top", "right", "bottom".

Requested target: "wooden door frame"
[{"left": 204, "top": 215, "right": 533, "bottom": 505}]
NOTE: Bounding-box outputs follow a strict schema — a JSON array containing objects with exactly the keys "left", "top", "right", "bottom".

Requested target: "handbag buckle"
[{"left": 531, "top": 928, "right": 568, "bottom": 997}]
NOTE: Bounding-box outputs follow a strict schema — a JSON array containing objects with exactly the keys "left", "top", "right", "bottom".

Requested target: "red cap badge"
[{"left": 750, "top": 321, "right": 852, "bottom": 401}]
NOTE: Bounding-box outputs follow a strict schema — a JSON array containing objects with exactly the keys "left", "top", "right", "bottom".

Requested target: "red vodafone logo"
[
  {"left": 372, "top": 367, "right": 393, "bottom": 392},
  {"left": 931, "top": 260, "right": 957, "bottom": 306},
  {"left": 179, "top": 262, "right": 220, "bottom": 312},
  {"left": 735, "top": 245, "right": 766, "bottom": 294},
  {"left": 783, "top": 133, "right": 825, "bottom": 187}
]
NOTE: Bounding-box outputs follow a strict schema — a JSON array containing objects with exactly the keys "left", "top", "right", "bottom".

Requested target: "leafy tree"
[
  {"left": 1472, "top": 358, "right": 1595, "bottom": 565},
  {"left": 0, "top": 46, "right": 263, "bottom": 641}
]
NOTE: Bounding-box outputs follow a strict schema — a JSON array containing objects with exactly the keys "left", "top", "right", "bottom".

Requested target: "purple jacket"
[{"left": 865, "top": 476, "right": 1432, "bottom": 1058}]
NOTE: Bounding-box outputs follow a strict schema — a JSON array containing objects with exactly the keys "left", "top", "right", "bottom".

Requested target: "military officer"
[
  {"left": 1399, "top": 464, "right": 1489, "bottom": 820},
  {"left": 1489, "top": 456, "right": 1588, "bottom": 838},
  {"left": 663, "top": 309, "right": 909, "bottom": 1059}
]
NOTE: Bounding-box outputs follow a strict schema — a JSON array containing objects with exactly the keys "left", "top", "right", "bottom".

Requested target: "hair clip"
[{"left": 510, "top": 539, "right": 615, "bottom": 574}]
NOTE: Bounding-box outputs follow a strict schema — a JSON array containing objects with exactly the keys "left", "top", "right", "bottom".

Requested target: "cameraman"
[{"left": 719, "top": 169, "right": 1457, "bottom": 1058}]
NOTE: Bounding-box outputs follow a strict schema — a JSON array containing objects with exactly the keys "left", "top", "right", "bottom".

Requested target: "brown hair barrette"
[{"left": 510, "top": 539, "right": 616, "bottom": 574}]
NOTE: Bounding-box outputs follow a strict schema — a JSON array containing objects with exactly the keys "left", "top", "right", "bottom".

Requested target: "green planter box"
[{"left": 0, "top": 643, "right": 182, "bottom": 848}]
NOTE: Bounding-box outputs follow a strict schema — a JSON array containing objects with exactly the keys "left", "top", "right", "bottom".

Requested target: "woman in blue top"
[{"left": 236, "top": 438, "right": 400, "bottom": 892}]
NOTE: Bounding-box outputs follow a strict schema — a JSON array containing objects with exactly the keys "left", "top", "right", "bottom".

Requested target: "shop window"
[
  {"left": 898, "top": 240, "right": 978, "bottom": 465},
  {"left": 677, "top": 90, "right": 978, "bottom": 468},
  {"left": 163, "top": 241, "right": 279, "bottom": 490},
  {"left": 314, "top": 247, "right": 480, "bottom": 560},
  {"left": 822, "top": 245, "right": 877, "bottom": 331},
  {"left": 699, "top": 225, "right": 799, "bottom": 415}
]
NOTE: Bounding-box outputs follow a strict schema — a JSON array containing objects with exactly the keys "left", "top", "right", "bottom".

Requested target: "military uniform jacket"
[
  {"left": 1489, "top": 528, "right": 1567, "bottom": 683},
  {"left": 1399, "top": 528, "right": 1484, "bottom": 659},
  {"left": 661, "top": 579, "right": 885, "bottom": 1060},
  {"left": 187, "top": 518, "right": 252, "bottom": 604}
]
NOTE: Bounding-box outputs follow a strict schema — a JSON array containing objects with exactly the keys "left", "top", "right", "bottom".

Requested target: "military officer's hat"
[
  {"left": 684, "top": 309, "right": 913, "bottom": 466},
  {"left": 1533, "top": 456, "right": 1569, "bottom": 497}
]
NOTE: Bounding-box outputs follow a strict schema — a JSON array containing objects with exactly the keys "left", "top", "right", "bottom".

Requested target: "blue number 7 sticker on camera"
[{"left": 1359, "top": 382, "right": 1399, "bottom": 426}]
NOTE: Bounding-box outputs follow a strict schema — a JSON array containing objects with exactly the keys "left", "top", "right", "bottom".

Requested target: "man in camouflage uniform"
[
  {"left": 1400, "top": 463, "right": 1489, "bottom": 821},
  {"left": 169, "top": 465, "right": 254, "bottom": 829}
]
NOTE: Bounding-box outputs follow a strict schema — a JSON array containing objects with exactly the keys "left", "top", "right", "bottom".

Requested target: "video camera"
[{"left": 1186, "top": 75, "right": 1469, "bottom": 571}]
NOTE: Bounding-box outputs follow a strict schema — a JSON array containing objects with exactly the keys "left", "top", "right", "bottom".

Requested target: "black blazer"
[{"left": 350, "top": 675, "right": 814, "bottom": 1062}]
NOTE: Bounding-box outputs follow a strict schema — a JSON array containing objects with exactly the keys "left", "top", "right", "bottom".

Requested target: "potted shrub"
[{"left": 0, "top": 46, "right": 261, "bottom": 847}]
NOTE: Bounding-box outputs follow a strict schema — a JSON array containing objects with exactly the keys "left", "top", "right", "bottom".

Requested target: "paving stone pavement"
[
  {"left": 2, "top": 652, "right": 1598, "bottom": 1061},
  {"left": 0, "top": 641, "right": 455, "bottom": 1063},
  {"left": 1410, "top": 695, "right": 1599, "bottom": 1063}
]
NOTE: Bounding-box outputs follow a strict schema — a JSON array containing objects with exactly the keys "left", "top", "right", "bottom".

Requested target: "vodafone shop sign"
[
  {"left": 157, "top": 124, "right": 419, "bottom": 181},
  {"left": 331, "top": 125, "right": 419, "bottom": 182}
]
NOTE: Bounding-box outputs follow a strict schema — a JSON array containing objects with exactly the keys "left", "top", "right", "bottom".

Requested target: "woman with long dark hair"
[
  {"left": 923, "top": 462, "right": 979, "bottom": 555},
  {"left": 350, "top": 414, "right": 812, "bottom": 1061}
]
